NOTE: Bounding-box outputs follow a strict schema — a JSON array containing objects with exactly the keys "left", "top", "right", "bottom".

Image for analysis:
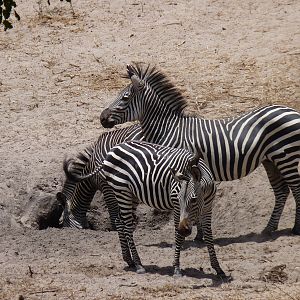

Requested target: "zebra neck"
[{"left": 140, "top": 113, "right": 198, "bottom": 152}]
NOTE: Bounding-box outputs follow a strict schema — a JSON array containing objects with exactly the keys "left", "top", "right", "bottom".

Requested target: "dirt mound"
[{"left": 19, "top": 191, "right": 63, "bottom": 230}]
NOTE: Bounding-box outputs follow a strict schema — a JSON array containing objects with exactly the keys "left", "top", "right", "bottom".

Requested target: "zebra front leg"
[
  {"left": 173, "top": 209, "right": 186, "bottom": 277},
  {"left": 262, "top": 160, "right": 290, "bottom": 233},
  {"left": 202, "top": 210, "right": 227, "bottom": 279},
  {"left": 173, "top": 231, "right": 186, "bottom": 277},
  {"left": 194, "top": 223, "right": 204, "bottom": 243},
  {"left": 115, "top": 217, "right": 134, "bottom": 268},
  {"left": 195, "top": 180, "right": 215, "bottom": 243}
]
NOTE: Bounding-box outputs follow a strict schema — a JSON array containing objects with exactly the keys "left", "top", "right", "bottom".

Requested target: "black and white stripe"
[
  {"left": 57, "top": 124, "right": 143, "bottom": 229},
  {"left": 65, "top": 140, "right": 225, "bottom": 278},
  {"left": 100, "top": 64, "right": 300, "bottom": 235}
]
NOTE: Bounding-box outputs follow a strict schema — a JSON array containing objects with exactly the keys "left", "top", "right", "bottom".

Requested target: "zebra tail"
[{"left": 63, "top": 158, "right": 103, "bottom": 182}]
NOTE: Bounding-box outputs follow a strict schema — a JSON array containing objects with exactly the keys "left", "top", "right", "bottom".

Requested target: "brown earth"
[{"left": 0, "top": 0, "right": 300, "bottom": 299}]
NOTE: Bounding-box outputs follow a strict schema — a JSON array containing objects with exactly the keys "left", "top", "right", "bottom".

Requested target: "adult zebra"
[
  {"left": 100, "top": 64, "right": 300, "bottom": 235},
  {"left": 57, "top": 124, "right": 143, "bottom": 228},
  {"left": 64, "top": 140, "right": 226, "bottom": 278}
]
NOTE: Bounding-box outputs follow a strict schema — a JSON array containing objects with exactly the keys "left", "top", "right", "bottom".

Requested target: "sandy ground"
[{"left": 0, "top": 0, "right": 300, "bottom": 299}]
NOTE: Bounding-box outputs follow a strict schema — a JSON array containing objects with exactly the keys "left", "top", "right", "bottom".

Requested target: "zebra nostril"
[{"left": 100, "top": 108, "right": 111, "bottom": 122}]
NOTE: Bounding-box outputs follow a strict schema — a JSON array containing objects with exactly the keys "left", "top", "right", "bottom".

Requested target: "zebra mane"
[{"left": 126, "top": 63, "right": 188, "bottom": 115}]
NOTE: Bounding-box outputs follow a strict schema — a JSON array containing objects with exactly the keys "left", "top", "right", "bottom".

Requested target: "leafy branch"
[
  {"left": 0, "top": 0, "right": 20, "bottom": 31},
  {"left": 1, "top": 0, "right": 73, "bottom": 31}
]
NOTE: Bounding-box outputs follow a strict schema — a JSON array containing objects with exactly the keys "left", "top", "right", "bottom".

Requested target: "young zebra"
[
  {"left": 100, "top": 64, "right": 300, "bottom": 236},
  {"left": 57, "top": 124, "right": 143, "bottom": 229},
  {"left": 64, "top": 140, "right": 225, "bottom": 278}
]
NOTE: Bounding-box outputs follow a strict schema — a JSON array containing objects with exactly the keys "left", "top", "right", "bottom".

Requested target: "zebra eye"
[
  {"left": 191, "top": 197, "right": 198, "bottom": 204},
  {"left": 123, "top": 92, "right": 130, "bottom": 100}
]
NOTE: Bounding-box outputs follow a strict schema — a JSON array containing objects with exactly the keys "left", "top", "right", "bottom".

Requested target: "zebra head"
[
  {"left": 56, "top": 153, "right": 98, "bottom": 229},
  {"left": 56, "top": 190, "right": 89, "bottom": 229},
  {"left": 171, "top": 156, "right": 203, "bottom": 237},
  {"left": 100, "top": 64, "right": 149, "bottom": 128}
]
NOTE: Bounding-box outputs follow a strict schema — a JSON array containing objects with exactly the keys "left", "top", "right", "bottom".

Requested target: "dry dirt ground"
[{"left": 1, "top": 0, "right": 300, "bottom": 299}]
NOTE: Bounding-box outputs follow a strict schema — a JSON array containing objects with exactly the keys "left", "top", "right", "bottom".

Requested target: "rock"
[{"left": 259, "top": 264, "right": 288, "bottom": 283}]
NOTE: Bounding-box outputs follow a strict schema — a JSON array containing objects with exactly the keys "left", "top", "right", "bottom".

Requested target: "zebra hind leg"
[
  {"left": 262, "top": 160, "right": 290, "bottom": 234},
  {"left": 101, "top": 182, "right": 119, "bottom": 231},
  {"left": 123, "top": 218, "right": 146, "bottom": 274},
  {"left": 116, "top": 193, "right": 145, "bottom": 273},
  {"left": 290, "top": 184, "right": 300, "bottom": 235},
  {"left": 115, "top": 217, "right": 134, "bottom": 268},
  {"left": 275, "top": 161, "right": 300, "bottom": 235}
]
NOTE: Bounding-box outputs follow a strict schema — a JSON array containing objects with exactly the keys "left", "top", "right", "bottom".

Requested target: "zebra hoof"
[
  {"left": 261, "top": 227, "right": 276, "bottom": 235},
  {"left": 193, "top": 237, "right": 204, "bottom": 245},
  {"left": 136, "top": 265, "right": 146, "bottom": 274},
  {"left": 194, "top": 233, "right": 204, "bottom": 241},
  {"left": 217, "top": 270, "right": 228, "bottom": 279},
  {"left": 173, "top": 267, "right": 183, "bottom": 277},
  {"left": 124, "top": 258, "right": 135, "bottom": 269},
  {"left": 217, "top": 272, "right": 232, "bottom": 282},
  {"left": 126, "top": 262, "right": 135, "bottom": 269},
  {"left": 292, "top": 226, "right": 300, "bottom": 235}
]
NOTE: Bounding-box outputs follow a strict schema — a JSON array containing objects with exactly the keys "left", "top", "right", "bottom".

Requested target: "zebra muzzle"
[
  {"left": 178, "top": 218, "right": 192, "bottom": 237},
  {"left": 100, "top": 108, "right": 116, "bottom": 128}
]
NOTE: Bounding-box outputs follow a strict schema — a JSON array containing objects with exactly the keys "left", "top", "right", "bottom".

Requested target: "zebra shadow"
[
  {"left": 212, "top": 228, "right": 293, "bottom": 247},
  {"left": 140, "top": 265, "right": 229, "bottom": 285},
  {"left": 146, "top": 228, "right": 292, "bottom": 250}
]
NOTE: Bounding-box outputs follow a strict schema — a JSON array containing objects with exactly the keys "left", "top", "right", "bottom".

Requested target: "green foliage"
[{"left": 0, "top": 0, "right": 19, "bottom": 31}]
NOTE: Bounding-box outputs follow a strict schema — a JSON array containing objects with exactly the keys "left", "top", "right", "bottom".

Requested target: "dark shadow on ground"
[
  {"left": 132, "top": 265, "right": 232, "bottom": 286},
  {"left": 214, "top": 228, "right": 293, "bottom": 246},
  {"left": 146, "top": 228, "right": 293, "bottom": 250}
]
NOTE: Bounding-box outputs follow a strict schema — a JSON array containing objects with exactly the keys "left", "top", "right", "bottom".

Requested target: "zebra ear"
[
  {"left": 189, "top": 153, "right": 200, "bottom": 167},
  {"left": 56, "top": 192, "right": 66, "bottom": 208},
  {"left": 131, "top": 75, "right": 144, "bottom": 91},
  {"left": 191, "top": 165, "right": 202, "bottom": 181}
]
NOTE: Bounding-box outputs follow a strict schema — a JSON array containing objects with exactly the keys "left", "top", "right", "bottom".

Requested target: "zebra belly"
[
  {"left": 133, "top": 178, "right": 174, "bottom": 211},
  {"left": 104, "top": 173, "right": 174, "bottom": 211},
  {"left": 202, "top": 150, "right": 264, "bottom": 182}
]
